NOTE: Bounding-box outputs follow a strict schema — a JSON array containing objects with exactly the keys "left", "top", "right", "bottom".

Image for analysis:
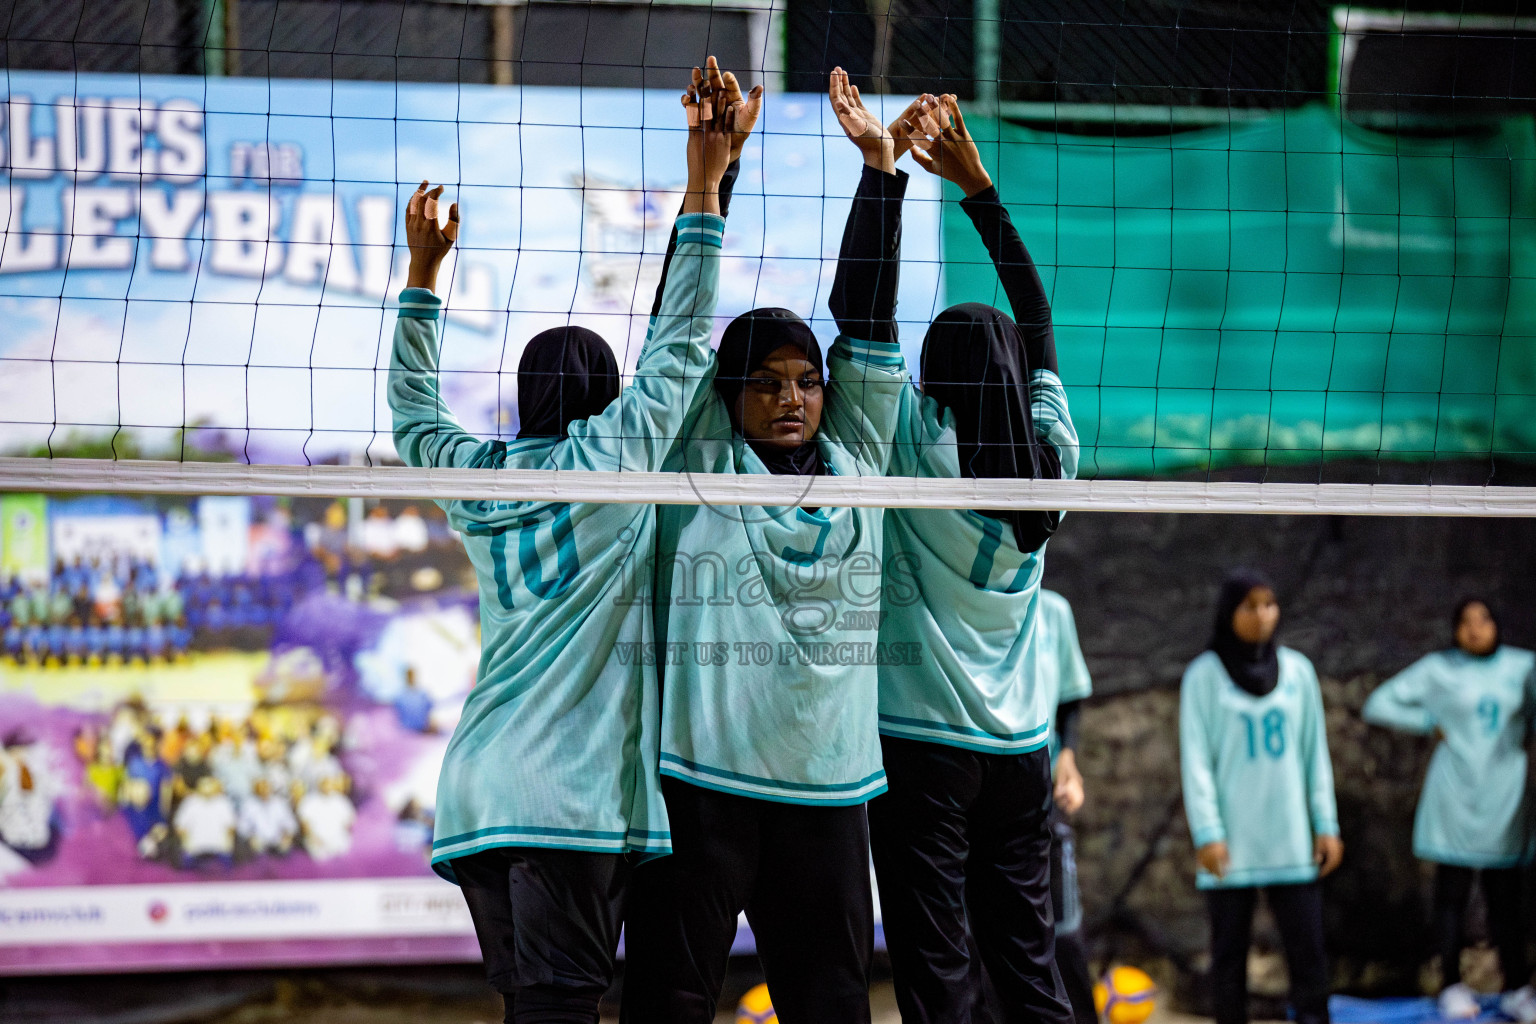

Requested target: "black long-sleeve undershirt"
[
  {"left": 649, "top": 159, "right": 741, "bottom": 319},
  {"left": 828, "top": 165, "right": 909, "bottom": 346},
  {"left": 1056, "top": 698, "right": 1083, "bottom": 756},
  {"left": 959, "top": 186, "right": 1058, "bottom": 377}
]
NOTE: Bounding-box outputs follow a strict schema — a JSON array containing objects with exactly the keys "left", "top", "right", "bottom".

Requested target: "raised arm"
[
  {"left": 913, "top": 95, "right": 1057, "bottom": 378},
  {"left": 818, "top": 69, "right": 910, "bottom": 473},
  {"left": 649, "top": 58, "right": 760, "bottom": 317},
  {"left": 389, "top": 182, "right": 508, "bottom": 470},
  {"left": 561, "top": 72, "right": 739, "bottom": 472},
  {"left": 827, "top": 73, "right": 914, "bottom": 347}
]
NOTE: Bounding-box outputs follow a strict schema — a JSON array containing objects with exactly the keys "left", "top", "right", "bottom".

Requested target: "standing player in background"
[
  {"left": 974, "top": 588, "right": 1097, "bottom": 1024},
  {"left": 1180, "top": 572, "right": 1343, "bottom": 1024},
  {"left": 1040, "top": 589, "right": 1098, "bottom": 1024},
  {"left": 389, "top": 71, "right": 745, "bottom": 1023},
  {"left": 621, "top": 69, "right": 913, "bottom": 1024},
  {"left": 869, "top": 93, "right": 1079, "bottom": 1024},
  {"left": 1362, "top": 599, "right": 1536, "bottom": 1023}
]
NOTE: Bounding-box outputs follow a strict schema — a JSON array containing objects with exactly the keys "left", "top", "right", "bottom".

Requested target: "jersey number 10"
[{"left": 480, "top": 505, "right": 581, "bottom": 608}]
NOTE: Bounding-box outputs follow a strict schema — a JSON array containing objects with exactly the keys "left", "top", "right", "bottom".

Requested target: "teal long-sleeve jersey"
[
  {"left": 652, "top": 333, "right": 909, "bottom": 806},
  {"left": 1180, "top": 647, "right": 1340, "bottom": 890},
  {"left": 388, "top": 213, "right": 723, "bottom": 878},
  {"left": 1362, "top": 646, "right": 1536, "bottom": 868},
  {"left": 1038, "top": 588, "right": 1092, "bottom": 763},
  {"left": 874, "top": 373, "right": 1079, "bottom": 754}
]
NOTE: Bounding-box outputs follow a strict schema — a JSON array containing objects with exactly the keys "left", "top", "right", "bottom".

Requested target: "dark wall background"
[{"left": 1046, "top": 502, "right": 1536, "bottom": 1006}]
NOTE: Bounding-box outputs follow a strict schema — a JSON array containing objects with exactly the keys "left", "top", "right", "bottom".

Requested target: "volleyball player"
[
  {"left": 1040, "top": 589, "right": 1098, "bottom": 1024},
  {"left": 866, "top": 92, "right": 1079, "bottom": 1024},
  {"left": 620, "top": 69, "right": 913, "bottom": 1024},
  {"left": 974, "top": 587, "right": 1096, "bottom": 1024},
  {"left": 389, "top": 78, "right": 743, "bottom": 1023},
  {"left": 1180, "top": 572, "right": 1342, "bottom": 1024},
  {"left": 1362, "top": 599, "right": 1536, "bottom": 1022}
]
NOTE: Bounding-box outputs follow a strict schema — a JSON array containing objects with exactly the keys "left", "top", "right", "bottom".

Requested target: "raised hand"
[
  {"left": 909, "top": 94, "right": 993, "bottom": 198},
  {"left": 682, "top": 69, "right": 736, "bottom": 216},
  {"left": 888, "top": 93, "right": 947, "bottom": 164},
  {"left": 698, "top": 55, "right": 763, "bottom": 164},
  {"left": 829, "top": 67, "right": 895, "bottom": 173},
  {"left": 405, "top": 180, "right": 460, "bottom": 292}
]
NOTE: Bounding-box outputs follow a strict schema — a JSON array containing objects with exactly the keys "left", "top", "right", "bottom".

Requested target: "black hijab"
[
  {"left": 1209, "top": 569, "right": 1280, "bottom": 696},
  {"left": 714, "top": 307, "right": 825, "bottom": 477},
  {"left": 516, "top": 326, "right": 620, "bottom": 439},
  {"left": 920, "top": 302, "right": 1062, "bottom": 552},
  {"left": 1453, "top": 597, "right": 1501, "bottom": 655}
]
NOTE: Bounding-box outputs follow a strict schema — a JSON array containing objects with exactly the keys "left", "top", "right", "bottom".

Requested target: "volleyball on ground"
[
  {"left": 1095, "top": 965, "right": 1159, "bottom": 1024},
  {"left": 735, "top": 982, "right": 777, "bottom": 1024}
]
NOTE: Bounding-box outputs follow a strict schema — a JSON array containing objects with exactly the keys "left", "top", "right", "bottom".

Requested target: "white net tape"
[{"left": 2, "top": 459, "right": 1533, "bottom": 516}]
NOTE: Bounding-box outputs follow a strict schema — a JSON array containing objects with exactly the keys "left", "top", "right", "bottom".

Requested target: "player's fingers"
[
  {"left": 442, "top": 204, "right": 460, "bottom": 243},
  {"left": 930, "top": 95, "right": 952, "bottom": 129},
  {"left": 721, "top": 69, "right": 741, "bottom": 102},
  {"left": 427, "top": 184, "right": 445, "bottom": 201},
  {"left": 946, "top": 94, "right": 969, "bottom": 135},
  {"left": 706, "top": 58, "right": 725, "bottom": 94},
  {"left": 910, "top": 145, "right": 937, "bottom": 173}
]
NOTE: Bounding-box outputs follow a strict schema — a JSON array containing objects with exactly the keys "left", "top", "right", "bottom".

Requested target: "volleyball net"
[{"left": 1, "top": 2, "right": 1534, "bottom": 513}]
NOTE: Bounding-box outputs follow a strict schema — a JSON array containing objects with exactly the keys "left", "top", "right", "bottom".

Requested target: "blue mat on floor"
[{"left": 1330, "top": 995, "right": 1509, "bottom": 1024}]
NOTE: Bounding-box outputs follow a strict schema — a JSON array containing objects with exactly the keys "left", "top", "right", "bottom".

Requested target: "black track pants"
[
  {"left": 1433, "top": 863, "right": 1528, "bottom": 990},
  {"left": 868, "top": 736, "right": 1071, "bottom": 1024},
  {"left": 620, "top": 777, "right": 874, "bottom": 1024},
  {"left": 1206, "top": 882, "right": 1330, "bottom": 1024},
  {"left": 452, "top": 846, "right": 627, "bottom": 1024}
]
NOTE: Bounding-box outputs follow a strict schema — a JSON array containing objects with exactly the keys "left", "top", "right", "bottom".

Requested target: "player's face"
[
  {"left": 1456, "top": 601, "right": 1498, "bottom": 656},
  {"left": 1231, "top": 586, "right": 1279, "bottom": 645},
  {"left": 733, "top": 345, "right": 824, "bottom": 451}
]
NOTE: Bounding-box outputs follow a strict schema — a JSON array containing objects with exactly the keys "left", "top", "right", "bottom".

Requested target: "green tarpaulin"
[{"left": 940, "top": 105, "right": 1536, "bottom": 478}]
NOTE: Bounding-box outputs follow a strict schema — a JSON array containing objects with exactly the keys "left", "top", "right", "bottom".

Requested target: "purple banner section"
[
  {"left": 0, "top": 490, "right": 486, "bottom": 972},
  {"left": 2, "top": 926, "right": 482, "bottom": 976}
]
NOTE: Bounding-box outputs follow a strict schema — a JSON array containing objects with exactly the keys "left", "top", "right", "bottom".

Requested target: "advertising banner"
[
  {"left": 0, "top": 491, "right": 873, "bottom": 972},
  {"left": 0, "top": 71, "right": 944, "bottom": 465},
  {"left": 0, "top": 496, "right": 48, "bottom": 579},
  {"left": 0, "top": 491, "right": 487, "bottom": 972}
]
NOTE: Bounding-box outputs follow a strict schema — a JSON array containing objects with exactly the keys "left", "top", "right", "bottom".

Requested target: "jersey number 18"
[{"left": 1241, "top": 709, "right": 1286, "bottom": 760}]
